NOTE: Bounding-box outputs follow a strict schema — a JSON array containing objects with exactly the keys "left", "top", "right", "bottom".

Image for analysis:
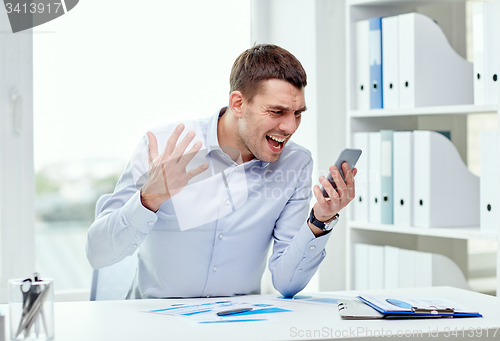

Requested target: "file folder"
[
  {"left": 382, "top": 15, "right": 399, "bottom": 109},
  {"left": 398, "top": 248, "right": 415, "bottom": 288},
  {"left": 473, "top": 1, "right": 487, "bottom": 105},
  {"left": 393, "top": 131, "right": 413, "bottom": 226},
  {"left": 432, "top": 253, "right": 471, "bottom": 291},
  {"left": 368, "top": 132, "right": 381, "bottom": 223},
  {"left": 380, "top": 130, "right": 393, "bottom": 224},
  {"left": 386, "top": 246, "right": 468, "bottom": 291},
  {"left": 384, "top": 245, "right": 399, "bottom": 290},
  {"left": 480, "top": 131, "right": 498, "bottom": 233},
  {"left": 355, "top": 20, "right": 370, "bottom": 110},
  {"left": 352, "top": 132, "right": 369, "bottom": 222},
  {"left": 354, "top": 243, "right": 369, "bottom": 290},
  {"left": 413, "top": 130, "right": 479, "bottom": 227},
  {"left": 368, "top": 244, "right": 385, "bottom": 290},
  {"left": 415, "top": 251, "right": 432, "bottom": 288},
  {"left": 369, "top": 17, "right": 383, "bottom": 109},
  {"left": 484, "top": 0, "right": 499, "bottom": 105},
  {"left": 398, "top": 13, "right": 473, "bottom": 108}
]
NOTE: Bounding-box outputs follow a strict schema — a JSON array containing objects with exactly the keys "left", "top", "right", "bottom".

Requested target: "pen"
[
  {"left": 217, "top": 308, "right": 253, "bottom": 316},
  {"left": 34, "top": 273, "right": 40, "bottom": 338}
]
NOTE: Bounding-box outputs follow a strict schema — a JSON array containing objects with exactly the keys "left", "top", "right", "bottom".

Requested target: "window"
[{"left": 34, "top": 0, "right": 251, "bottom": 295}]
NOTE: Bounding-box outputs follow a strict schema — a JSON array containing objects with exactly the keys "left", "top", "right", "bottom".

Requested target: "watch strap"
[{"left": 308, "top": 208, "right": 339, "bottom": 231}]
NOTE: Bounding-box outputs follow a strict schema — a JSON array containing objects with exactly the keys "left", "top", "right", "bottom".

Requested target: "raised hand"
[{"left": 140, "top": 123, "right": 209, "bottom": 212}]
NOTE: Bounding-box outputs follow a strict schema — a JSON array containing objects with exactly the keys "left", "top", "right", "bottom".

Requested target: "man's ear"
[{"left": 229, "top": 91, "right": 244, "bottom": 118}]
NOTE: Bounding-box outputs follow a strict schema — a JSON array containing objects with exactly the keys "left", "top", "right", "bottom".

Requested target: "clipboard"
[
  {"left": 353, "top": 295, "right": 483, "bottom": 319},
  {"left": 337, "top": 299, "right": 446, "bottom": 320}
]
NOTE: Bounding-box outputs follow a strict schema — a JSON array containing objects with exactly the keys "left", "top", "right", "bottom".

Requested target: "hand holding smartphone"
[{"left": 320, "top": 148, "right": 362, "bottom": 198}]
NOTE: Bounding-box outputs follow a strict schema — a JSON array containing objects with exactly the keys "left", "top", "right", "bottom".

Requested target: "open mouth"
[{"left": 266, "top": 135, "right": 286, "bottom": 152}]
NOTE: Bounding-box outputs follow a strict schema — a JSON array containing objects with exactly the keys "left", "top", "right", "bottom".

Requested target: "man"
[{"left": 86, "top": 44, "right": 356, "bottom": 299}]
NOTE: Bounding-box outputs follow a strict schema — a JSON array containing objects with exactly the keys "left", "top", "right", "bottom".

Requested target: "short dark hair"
[{"left": 229, "top": 44, "right": 307, "bottom": 102}]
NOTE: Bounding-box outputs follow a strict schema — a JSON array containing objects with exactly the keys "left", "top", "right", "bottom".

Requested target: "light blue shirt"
[{"left": 86, "top": 108, "right": 332, "bottom": 298}]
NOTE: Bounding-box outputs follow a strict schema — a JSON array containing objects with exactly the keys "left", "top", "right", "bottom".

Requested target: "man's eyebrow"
[{"left": 269, "top": 105, "right": 307, "bottom": 112}]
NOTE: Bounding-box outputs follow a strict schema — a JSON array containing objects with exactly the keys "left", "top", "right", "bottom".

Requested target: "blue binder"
[
  {"left": 369, "top": 17, "right": 383, "bottom": 109},
  {"left": 380, "top": 130, "right": 393, "bottom": 224}
]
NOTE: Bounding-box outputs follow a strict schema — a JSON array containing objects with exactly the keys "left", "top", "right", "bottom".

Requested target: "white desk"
[{"left": 14, "top": 287, "right": 500, "bottom": 340}]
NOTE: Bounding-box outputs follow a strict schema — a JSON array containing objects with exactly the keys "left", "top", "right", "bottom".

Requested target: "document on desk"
[
  {"left": 143, "top": 300, "right": 292, "bottom": 324},
  {"left": 273, "top": 294, "right": 356, "bottom": 306},
  {"left": 357, "top": 295, "right": 482, "bottom": 318}
]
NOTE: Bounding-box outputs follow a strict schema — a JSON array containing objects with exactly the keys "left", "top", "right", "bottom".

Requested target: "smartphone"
[{"left": 321, "top": 148, "right": 362, "bottom": 198}]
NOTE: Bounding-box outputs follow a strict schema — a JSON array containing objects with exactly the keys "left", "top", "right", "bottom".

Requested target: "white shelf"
[
  {"left": 350, "top": 104, "right": 498, "bottom": 118},
  {"left": 349, "top": 221, "right": 497, "bottom": 241},
  {"left": 345, "top": 0, "right": 500, "bottom": 296},
  {"left": 349, "top": 0, "right": 465, "bottom": 7}
]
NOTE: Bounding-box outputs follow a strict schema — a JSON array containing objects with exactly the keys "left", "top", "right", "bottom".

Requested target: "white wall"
[{"left": 252, "top": 0, "right": 319, "bottom": 165}]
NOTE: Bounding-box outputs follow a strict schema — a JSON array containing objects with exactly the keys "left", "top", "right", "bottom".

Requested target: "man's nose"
[{"left": 279, "top": 112, "right": 298, "bottom": 134}]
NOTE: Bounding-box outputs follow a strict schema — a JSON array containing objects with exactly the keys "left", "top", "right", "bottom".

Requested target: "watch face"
[
  {"left": 324, "top": 215, "right": 339, "bottom": 231},
  {"left": 323, "top": 222, "right": 333, "bottom": 231}
]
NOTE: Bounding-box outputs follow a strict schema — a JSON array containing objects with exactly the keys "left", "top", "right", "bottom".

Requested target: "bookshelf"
[
  {"left": 350, "top": 222, "right": 497, "bottom": 241},
  {"left": 350, "top": 104, "right": 497, "bottom": 117},
  {"left": 344, "top": 0, "right": 500, "bottom": 295}
]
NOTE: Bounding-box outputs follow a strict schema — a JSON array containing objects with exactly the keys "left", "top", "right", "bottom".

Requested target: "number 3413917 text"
[{"left": 5, "top": 2, "right": 62, "bottom": 14}]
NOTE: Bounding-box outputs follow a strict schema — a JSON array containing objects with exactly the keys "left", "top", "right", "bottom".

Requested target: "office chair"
[{"left": 90, "top": 193, "right": 138, "bottom": 301}]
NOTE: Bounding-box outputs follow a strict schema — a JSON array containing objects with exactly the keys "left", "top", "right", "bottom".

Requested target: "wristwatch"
[{"left": 308, "top": 208, "right": 339, "bottom": 232}]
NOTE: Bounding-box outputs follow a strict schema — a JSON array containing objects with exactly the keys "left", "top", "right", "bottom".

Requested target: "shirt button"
[
  {"left": 219, "top": 234, "right": 223, "bottom": 240},
  {"left": 298, "top": 269, "right": 303, "bottom": 273},
  {"left": 132, "top": 244, "right": 138, "bottom": 248},
  {"left": 148, "top": 221, "right": 154, "bottom": 226},
  {"left": 310, "top": 245, "right": 316, "bottom": 250},
  {"left": 225, "top": 200, "right": 230, "bottom": 205},
  {"left": 213, "top": 266, "right": 217, "bottom": 272}
]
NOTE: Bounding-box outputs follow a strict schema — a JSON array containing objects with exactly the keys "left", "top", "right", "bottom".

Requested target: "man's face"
[{"left": 237, "top": 79, "right": 306, "bottom": 163}]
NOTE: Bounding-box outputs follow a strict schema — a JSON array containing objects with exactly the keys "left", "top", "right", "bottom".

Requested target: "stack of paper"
[{"left": 144, "top": 300, "right": 291, "bottom": 324}]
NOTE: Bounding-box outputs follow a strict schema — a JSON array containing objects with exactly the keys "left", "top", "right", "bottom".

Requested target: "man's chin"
[
  {"left": 262, "top": 156, "right": 280, "bottom": 163},
  {"left": 259, "top": 150, "right": 282, "bottom": 163},
  {"left": 249, "top": 143, "right": 284, "bottom": 163}
]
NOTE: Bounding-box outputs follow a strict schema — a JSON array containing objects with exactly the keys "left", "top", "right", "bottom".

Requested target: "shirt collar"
[
  {"left": 205, "top": 108, "right": 223, "bottom": 154},
  {"left": 206, "top": 107, "right": 270, "bottom": 169}
]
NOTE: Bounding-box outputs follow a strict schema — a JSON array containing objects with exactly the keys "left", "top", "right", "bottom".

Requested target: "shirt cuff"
[
  {"left": 295, "top": 221, "right": 332, "bottom": 254},
  {"left": 123, "top": 191, "right": 159, "bottom": 233}
]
